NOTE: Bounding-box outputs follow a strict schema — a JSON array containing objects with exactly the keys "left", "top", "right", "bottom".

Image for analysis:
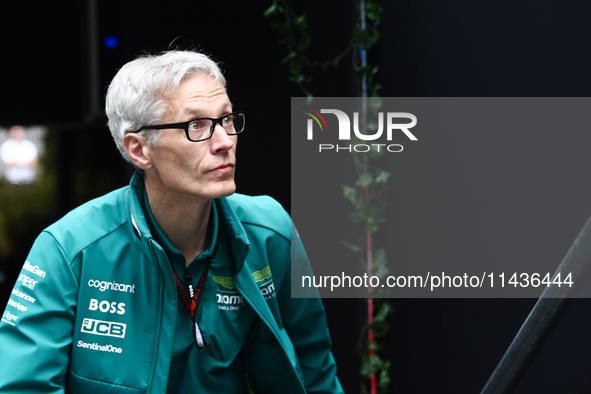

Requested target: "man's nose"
[{"left": 210, "top": 124, "right": 234, "bottom": 150}]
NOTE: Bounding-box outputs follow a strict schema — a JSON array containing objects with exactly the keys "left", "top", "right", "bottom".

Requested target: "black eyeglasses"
[{"left": 135, "top": 112, "right": 245, "bottom": 142}]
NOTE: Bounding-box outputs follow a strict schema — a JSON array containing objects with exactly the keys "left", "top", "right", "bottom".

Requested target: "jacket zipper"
[
  {"left": 235, "top": 248, "right": 306, "bottom": 394},
  {"left": 147, "top": 239, "right": 164, "bottom": 394}
]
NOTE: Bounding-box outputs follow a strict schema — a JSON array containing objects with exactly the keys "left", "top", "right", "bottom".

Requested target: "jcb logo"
[{"left": 81, "top": 318, "right": 126, "bottom": 338}]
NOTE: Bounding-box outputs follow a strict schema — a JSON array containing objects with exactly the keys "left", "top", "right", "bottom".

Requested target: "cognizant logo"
[
  {"left": 88, "top": 279, "right": 135, "bottom": 293},
  {"left": 303, "top": 107, "right": 418, "bottom": 153}
]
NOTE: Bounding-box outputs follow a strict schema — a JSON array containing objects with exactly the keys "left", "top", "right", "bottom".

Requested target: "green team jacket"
[{"left": 0, "top": 173, "right": 343, "bottom": 393}]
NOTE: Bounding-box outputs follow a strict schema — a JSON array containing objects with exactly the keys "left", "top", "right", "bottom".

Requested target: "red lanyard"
[{"left": 171, "top": 258, "right": 214, "bottom": 352}]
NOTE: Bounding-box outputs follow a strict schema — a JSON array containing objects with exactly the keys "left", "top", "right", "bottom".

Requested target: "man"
[
  {"left": 0, "top": 125, "right": 39, "bottom": 184},
  {"left": 0, "top": 50, "right": 343, "bottom": 393}
]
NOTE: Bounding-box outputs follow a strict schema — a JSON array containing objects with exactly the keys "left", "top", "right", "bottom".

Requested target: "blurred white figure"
[{"left": 0, "top": 125, "right": 39, "bottom": 184}]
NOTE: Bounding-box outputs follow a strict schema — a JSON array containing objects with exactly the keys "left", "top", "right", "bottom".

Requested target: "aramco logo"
[{"left": 303, "top": 107, "right": 417, "bottom": 153}]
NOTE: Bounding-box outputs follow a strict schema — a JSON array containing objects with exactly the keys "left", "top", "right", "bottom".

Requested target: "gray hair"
[{"left": 105, "top": 50, "right": 227, "bottom": 163}]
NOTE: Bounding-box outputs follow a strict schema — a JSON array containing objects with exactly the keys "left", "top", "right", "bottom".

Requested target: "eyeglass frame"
[{"left": 134, "top": 111, "right": 245, "bottom": 142}]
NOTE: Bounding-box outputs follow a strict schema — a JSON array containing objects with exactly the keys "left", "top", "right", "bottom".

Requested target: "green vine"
[
  {"left": 264, "top": 0, "right": 351, "bottom": 98},
  {"left": 345, "top": 108, "right": 391, "bottom": 393},
  {"left": 265, "top": 1, "right": 390, "bottom": 393},
  {"left": 360, "top": 298, "right": 391, "bottom": 392}
]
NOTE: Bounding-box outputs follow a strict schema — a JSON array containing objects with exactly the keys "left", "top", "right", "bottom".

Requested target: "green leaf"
[
  {"left": 294, "top": 14, "right": 307, "bottom": 27},
  {"left": 370, "top": 84, "right": 382, "bottom": 98},
  {"left": 282, "top": 51, "right": 297, "bottom": 64},
  {"left": 365, "top": 221, "right": 379, "bottom": 233},
  {"left": 368, "top": 341, "right": 385, "bottom": 352},
  {"left": 342, "top": 185, "right": 358, "bottom": 205},
  {"left": 372, "top": 248, "right": 388, "bottom": 279},
  {"left": 355, "top": 173, "right": 373, "bottom": 188},
  {"left": 369, "top": 97, "right": 383, "bottom": 113},
  {"left": 367, "top": 320, "right": 389, "bottom": 337},
  {"left": 366, "top": 121, "right": 379, "bottom": 133},
  {"left": 374, "top": 170, "right": 390, "bottom": 184},
  {"left": 374, "top": 301, "right": 391, "bottom": 322},
  {"left": 351, "top": 29, "right": 380, "bottom": 49},
  {"left": 263, "top": 3, "right": 278, "bottom": 17},
  {"left": 340, "top": 239, "right": 361, "bottom": 253},
  {"left": 378, "top": 362, "right": 391, "bottom": 388},
  {"left": 372, "top": 263, "right": 389, "bottom": 280},
  {"left": 355, "top": 64, "right": 374, "bottom": 75},
  {"left": 373, "top": 248, "right": 387, "bottom": 266},
  {"left": 360, "top": 355, "right": 383, "bottom": 377},
  {"left": 366, "top": 2, "right": 383, "bottom": 25}
]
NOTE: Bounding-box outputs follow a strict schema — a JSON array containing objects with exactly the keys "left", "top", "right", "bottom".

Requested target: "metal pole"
[
  {"left": 360, "top": 0, "right": 368, "bottom": 99},
  {"left": 481, "top": 213, "right": 591, "bottom": 393},
  {"left": 86, "top": 0, "right": 101, "bottom": 122}
]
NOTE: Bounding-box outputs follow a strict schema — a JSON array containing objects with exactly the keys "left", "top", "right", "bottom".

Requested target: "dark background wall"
[
  {"left": 379, "top": 2, "right": 591, "bottom": 393},
  {"left": 2, "top": 0, "right": 591, "bottom": 393}
]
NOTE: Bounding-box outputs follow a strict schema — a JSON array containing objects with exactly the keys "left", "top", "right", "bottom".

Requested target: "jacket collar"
[
  {"left": 127, "top": 171, "right": 250, "bottom": 269},
  {"left": 128, "top": 172, "right": 150, "bottom": 240}
]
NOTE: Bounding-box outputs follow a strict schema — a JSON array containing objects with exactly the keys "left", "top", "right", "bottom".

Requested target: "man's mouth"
[{"left": 209, "top": 163, "right": 235, "bottom": 174}]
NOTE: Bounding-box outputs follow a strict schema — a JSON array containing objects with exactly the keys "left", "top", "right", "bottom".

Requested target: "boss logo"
[
  {"left": 89, "top": 299, "right": 126, "bottom": 315},
  {"left": 81, "top": 318, "right": 126, "bottom": 338}
]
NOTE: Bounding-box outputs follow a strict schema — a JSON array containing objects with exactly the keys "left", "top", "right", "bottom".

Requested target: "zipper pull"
[
  {"left": 194, "top": 322, "right": 215, "bottom": 354},
  {"left": 184, "top": 268, "right": 194, "bottom": 298},
  {"left": 193, "top": 321, "right": 204, "bottom": 347},
  {"left": 203, "top": 337, "right": 216, "bottom": 354}
]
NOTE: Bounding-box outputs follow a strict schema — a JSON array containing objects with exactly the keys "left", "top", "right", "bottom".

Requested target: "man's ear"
[{"left": 123, "top": 133, "right": 152, "bottom": 170}]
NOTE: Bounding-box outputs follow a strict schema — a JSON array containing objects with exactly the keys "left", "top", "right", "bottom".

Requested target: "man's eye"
[
  {"left": 222, "top": 115, "right": 233, "bottom": 125},
  {"left": 189, "top": 121, "right": 204, "bottom": 130}
]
